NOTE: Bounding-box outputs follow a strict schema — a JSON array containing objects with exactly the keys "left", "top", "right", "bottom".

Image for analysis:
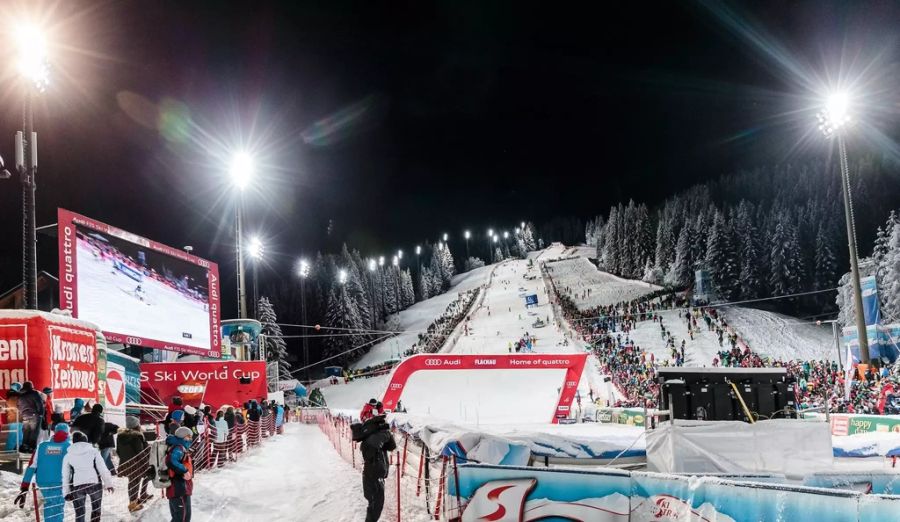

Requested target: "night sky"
[{"left": 0, "top": 1, "right": 897, "bottom": 317}]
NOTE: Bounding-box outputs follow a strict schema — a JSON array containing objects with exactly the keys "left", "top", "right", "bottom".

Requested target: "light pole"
[
  {"left": 817, "top": 92, "right": 870, "bottom": 364},
  {"left": 464, "top": 230, "right": 471, "bottom": 261},
  {"left": 415, "top": 245, "right": 422, "bottom": 274},
  {"left": 367, "top": 259, "right": 377, "bottom": 327},
  {"left": 397, "top": 249, "right": 403, "bottom": 267},
  {"left": 487, "top": 228, "right": 493, "bottom": 263},
  {"left": 297, "top": 259, "right": 311, "bottom": 381},
  {"left": 231, "top": 151, "right": 254, "bottom": 319},
  {"left": 248, "top": 237, "right": 264, "bottom": 319},
  {"left": 13, "top": 24, "right": 49, "bottom": 309},
  {"left": 378, "top": 256, "right": 386, "bottom": 318}
]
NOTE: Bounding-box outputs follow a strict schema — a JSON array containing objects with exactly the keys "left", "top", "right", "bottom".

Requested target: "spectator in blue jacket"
[
  {"left": 273, "top": 402, "right": 285, "bottom": 434},
  {"left": 14, "top": 423, "right": 72, "bottom": 522},
  {"left": 166, "top": 426, "right": 194, "bottom": 521}
]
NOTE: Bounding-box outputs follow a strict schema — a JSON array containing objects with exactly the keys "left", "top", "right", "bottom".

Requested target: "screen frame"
[{"left": 58, "top": 208, "right": 221, "bottom": 357}]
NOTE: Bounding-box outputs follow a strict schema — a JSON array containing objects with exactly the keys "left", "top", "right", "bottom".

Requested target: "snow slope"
[
  {"left": 723, "top": 306, "right": 836, "bottom": 362},
  {"left": 352, "top": 264, "right": 492, "bottom": 369},
  {"left": 140, "top": 423, "right": 369, "bottom": 522},
  {"left": 545, "top": 256, "right": 660, "bottom": 310}
]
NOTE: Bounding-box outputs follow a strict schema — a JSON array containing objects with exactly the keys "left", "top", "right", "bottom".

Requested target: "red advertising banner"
[
  {"left": 381, "top": 353, "right": 587, "bottom": 424},
  {"left": 58, "top": 208, "right": 221, "bottom": 357},
  {"left": 0, "top": 314, "right": 99, "bottom": 402},
  {"left": 140, "top": 361, "right": 267, "bottom": 409}
]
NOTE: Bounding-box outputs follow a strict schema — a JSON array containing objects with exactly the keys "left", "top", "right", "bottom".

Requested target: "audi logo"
[
  {"left": 390, "top": 383, "right": 403, "bottom": 390},
  {"left": 424, "top": 359, "right": 442, "bottom": 366},
  {"left": 125, "top": 336, "right": 143, "bottom": 345}
]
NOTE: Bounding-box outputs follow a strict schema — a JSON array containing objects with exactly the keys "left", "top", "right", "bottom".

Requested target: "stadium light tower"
[
  {"left": 503, "top": 231, "right": 509, "bottom": 239},
  {"left": 464, "top": 230, "right": 471, "bottom": 260},
  {"left": 817, "top": 91, "right": 869, "bottom": 364},
  {"left": 443, "top": 233, "right": 448, "bottom": 242},
  {"left": 487, "top": 228, "right": 493, "bottom": 262},
  {"left": 248, "top": 237, "right": 264, "bottom": 319},
  {"left": 297, "top": 258, "right": 311, "bottom": 380},
  {"left": 366, "top": 258, "right": 377, "bottom": 328},
  {"left": 12, "top": 23, "right": 50, "bottom": 309},
  {"left": 392, "top": 255, "right": 399, "bottom": 267},
  {"left": 415, "top": 245, "right": 422, "bottom": 275},
  {"left": 230, "top": 151, "right": 255, "bottom": 318},
  {"left": 338, "top": 269, "right": 348, "bottom": 285}
]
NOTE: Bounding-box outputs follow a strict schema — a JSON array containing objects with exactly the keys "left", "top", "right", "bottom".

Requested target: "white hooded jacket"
[{"left": 62, "top": 442, "right": 114, "bottom": 496}]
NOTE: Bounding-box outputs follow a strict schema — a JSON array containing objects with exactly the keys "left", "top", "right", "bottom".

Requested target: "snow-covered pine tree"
[
  {"left": 879, "top": 214, "right": 900, "bottom": 321},
  {"left": 522, "top": 223, "right": 537, "bottom": 252},
  {"left": 874, "top": 211, "right": 898, "bottom": 276},
  {"left": 342, "top": 246, "right": 371, "bottom": 329},
  {"left": 670, "top": 225, "right": 692, "bottom": 288},
  {"left": 428, "top": 251, "right": 445, "bottom": 293},
  {"left": 768, "top": 219, "right": 790, "bottom": 296},
  {"left": 814, "top": 223, "right": 838, "bottom": 291},
  {"left": 439, "top": 242, "right": 455, "bottom": 286},
  {"left": 494, "top": 247, "right": 503, "bottom": 262},
  {"left": 418, "top": 268, "right": 431, "bottom": 301},
  {"left": 400, "top": 268, "right": 415, "bottom": 308},
  {"left": 735, "top": 201, "right": 762, "bottom": 299},
  {"left": 324, "top": 284, "right": 365, "bottom": 363},
  {"left": 705, "top": 211, "right": 739, "bottom": 301},
  {"left": 602, "top": 206, "right": 619, "bottom": 273},
  {"left": 635, "top": 203, "right": 654, "bottom": 278},
  {"left": 622, "top": 200, "right": 638, "bottom": 277},
  {"left": 785, "top": 221, "right": 805, "bottom": 295},
  {"left": 258, "top": 296, "right": 292, "bottom": 378}
]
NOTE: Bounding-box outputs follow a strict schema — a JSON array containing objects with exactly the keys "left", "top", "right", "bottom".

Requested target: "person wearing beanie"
[
  {"left": 360, "top": 398, "right": 378, "bottom": 422},
  {"left": 14, "top": 423, "right": 71, "bottom": 521},
  {"left": 71, "top": 403, "right": 105, "bottom": 445},
  {"left": 117, "top": 417, "right": 150, "bottom": 512},
  {"left": 166, "top": 408, "right": 186, "bottom": 435},
  {"left": 166, "top": 426, "right": 194, "bottom": 521},
  {"left": 62, "top": 431, "right": 115, "bottom": 522},
  {"left": 17, "top": 381, "right": 45, "bottom": 453},
  {"left": 70, "top": 398, "right": 85, "bottom": 422}
]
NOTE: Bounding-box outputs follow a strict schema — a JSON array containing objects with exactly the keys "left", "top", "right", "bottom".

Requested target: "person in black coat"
[
  {"left": 17, "top": 381, "right": 45, "bottom": 453},
  {"left": 71, "top": 404, "right": 105, "bottom": 445},
  {"left": 359, "top": 414, "right": 396, "bottom": 522},
  {"left": 99, "top": 421, "right": 120, "bottom": 472}
]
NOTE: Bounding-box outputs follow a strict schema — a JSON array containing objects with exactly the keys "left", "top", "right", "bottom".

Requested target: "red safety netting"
[{"left": 316, "top": 412, "right": 463, "bottom": 521}]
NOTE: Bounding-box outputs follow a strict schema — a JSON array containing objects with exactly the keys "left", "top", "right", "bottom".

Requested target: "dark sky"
[{"left": 0, "top": 0, "right": 898, "bottom": 317}]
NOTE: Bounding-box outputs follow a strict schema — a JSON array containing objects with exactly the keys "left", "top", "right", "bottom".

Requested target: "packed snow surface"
[
  {"left": 545, "top": 256, "right": 660, "bottom": 309},
  {"left": 140, "top": 423, "right": 369, "bottom": 522},
  {"left": 722, "top": 306, "right": 836, "bottom": 362}
]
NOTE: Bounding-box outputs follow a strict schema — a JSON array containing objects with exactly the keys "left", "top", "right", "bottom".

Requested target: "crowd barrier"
[
  {"left": 448, "top": 463, "right": 900, "bottom": 522},
  {"left": 21, "top": 413, "right": 290, "bottom": 522},
  {"left": 317, "top": 412, "right": 462, "bottom": 521}
]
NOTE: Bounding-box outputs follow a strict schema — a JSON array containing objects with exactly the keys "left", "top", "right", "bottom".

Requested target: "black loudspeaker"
[
  {"left": 688, "top": 381, "right": 715, "bottom": 420},
  {"left": 713, "top": 383, "right": 735, "bottom": 421},
  {"left": 662, "top": 381, "right": 690, "bottom": 420},
  {"left": 657, "top": 368, "right": 791, "bottom": 422}
]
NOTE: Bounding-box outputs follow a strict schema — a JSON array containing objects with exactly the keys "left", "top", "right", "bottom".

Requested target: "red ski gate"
[{"left": 381, "top": 353, "right": 588, "bottom": 424}]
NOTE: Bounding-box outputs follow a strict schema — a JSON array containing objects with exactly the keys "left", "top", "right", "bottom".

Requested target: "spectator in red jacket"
[{"left": 360, "top": 398, "right": 378, "bottom": 422}]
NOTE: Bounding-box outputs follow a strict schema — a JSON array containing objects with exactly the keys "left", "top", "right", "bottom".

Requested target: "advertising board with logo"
[
  {"left": 452, "top": 464, "right": 868, "bottom": 522},
  {"left": 0, "top": 312, "right": 99, "bottom": 406},
  {"left": 381, "top": 354, "right": 587, "bottom": 424},
  {"left": 829, "top": 413, "right": 900, "bottom": 436},
  {"left": 140, "top": 361, "right": 267, "bottom": 408}
]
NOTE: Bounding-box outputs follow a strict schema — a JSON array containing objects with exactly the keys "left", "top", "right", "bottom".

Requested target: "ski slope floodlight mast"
[
  {"left": 817, "top": 90, "right": 869, "bottom": 363},
  {"left": 464, "top": 230, "right": 471, "bottom": 259},
  {"left": 368, "top": 258, "right": 376, "bottom": 272},
  {"left": 443, "top": 233, "right": 448, "bottom": 241},
  {"left": 392, "top": 256, "right": 399, "bottom": 267},
  {"left": 297, "top": 258, "right": 311, "bottom": 377},
  {"left": 247, "top": 236, "right": 265, "bottom": 318},
  {"left": 338, "top": 269, "right": 348, "bottom": 285},
  {"left": 231, "top": 150, "right": 255, "bottom": 318},
  {"left": 379, "top": 256, "right": 385, "bottom": 267},
  {"left": 13, "top": 22, "right": 50, "bottom": 309}
]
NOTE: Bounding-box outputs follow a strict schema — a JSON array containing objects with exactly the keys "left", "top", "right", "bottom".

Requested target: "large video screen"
[{"left": 58, "top": 209, "right": 221, "bottom": 357}]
